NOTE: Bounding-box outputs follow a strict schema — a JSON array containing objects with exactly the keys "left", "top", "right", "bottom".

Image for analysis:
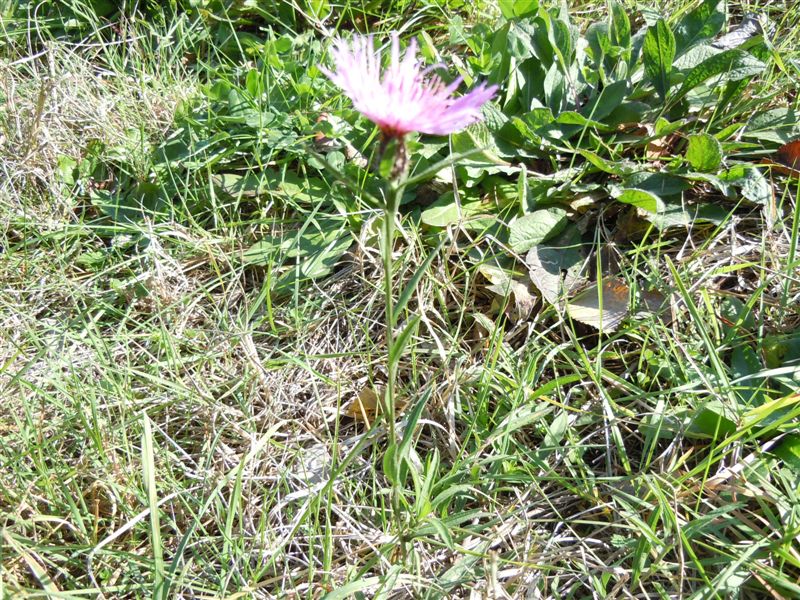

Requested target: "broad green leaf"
[
  {"left": 604, "top": 101, "right": 652, "bottom": 126},
  {"left": 738, "top": 168, "right": 772, "bottom": 206},
  {"left": 685, "top": 133, "right": 723, "bottom": 172},
  {"left": 555, "top": 111, "right": 615, "bottom": 132},
  {"left": 244, "top": 223, "right": 344, "bottom": 263},
  {"left": 731, "top": 344, "right": 765, "bottom": 407},
  {"left": 506, "top": 21, "right": 536, "bottom": 60},
  {"left": 269, "top": 234, "right": 352, "bottom": 294},
  {"left": 643, "top": 19, "right": 675, "bottom": 101},
  {"left": 673, "top": 42, "right": 722, "bottom": 70},
  {"left": 451, "top": 122, "right": 511, "bottom": 183},
  {"left": 543, "top": 411, "right": 569, "bottom": 447},
  {"left": 643, "top": 200, "right": 729, "bottom": 230},
  {"left": 543, "top": 63, "right": 566, "bottom": 113},
  {"left": 688, "top": 401, "right": 737, "bottom": 439},
  {"left": 509, "top": 208, "right": 568, "bottom": 253},
  {"left": 214, "top": 171, "right": 330, "bottom": 204},
  {"left": 550, "top": 17, "right": 575, "bottom": 64},
  {"left": 674, "top": 0, "right": 725, "bottom": 54},
  {"left": 608, "top": 0, "right": 631, "bottom": 53},
  {"left": 420, "top": 194, "right": 487, "bottom": 228},
  {"left": 306, "top": 0, "right": 330, "bottom": 19},
  {"left": 243, "top": 221, "right": 351, "bottom": 294},
  {"left": 624, "top": 172, "right": 690, "bottom": 197},
  {"left": 498, "top": 0, "right": 538, "bottom": 19},
  {"left": 585, "top": 21, "right": 612, "bottom": 66},
  {"left": 579, "top": 149, "right": 629, "bottom": 175},
  {"left": 527, "top": 16, "right": 555, "bottom": 66},
  {"left": 93, "top": 182, "right": 169, "bottom": 223},
  {"left": 612, "top": 187, "right": 664, "bottom": 213},
  {"left": 719, "top": 165, "right": 772, "bottom": 205},
  {"left": 772, "top": 434, "right": 800, "bottom": 471},
  {"left": 742, "top": 108, "right": 800, "bottom": 144},
  {"left": 511, "top": 107, "right": 555, "bottom": 141},
  {"left": 580, "top": 80, "right": 630, "bottom": 121},
  {"left": 675, "top": 49, "right": 765, "bottom": 100},
  {"left": 56, "top": 155, "right": 78, "bottom": 186}
]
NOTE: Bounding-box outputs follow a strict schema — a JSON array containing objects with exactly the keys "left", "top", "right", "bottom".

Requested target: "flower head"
[{"left": 320, "top": 33, "right": 497, "bottom": 139}]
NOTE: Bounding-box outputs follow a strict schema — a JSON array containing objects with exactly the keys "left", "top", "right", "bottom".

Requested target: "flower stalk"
[{"left": 319, "top": 30, "right": 497, "bottom": 543}]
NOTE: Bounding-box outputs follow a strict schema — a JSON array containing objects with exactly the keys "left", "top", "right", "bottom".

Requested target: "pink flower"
[{"left": 320, "top": 33, "right": 497, "bottom": 139}]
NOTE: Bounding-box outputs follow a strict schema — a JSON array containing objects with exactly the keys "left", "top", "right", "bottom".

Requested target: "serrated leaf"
[
  {"left": 685, "top": 133, "right": 723, "bottom": 172},
  {"left": 643, "top": 19, "right": 675, "bottom": 101},
  {"left": 508, "top": 208, "right": 568, "bottom": 253}
]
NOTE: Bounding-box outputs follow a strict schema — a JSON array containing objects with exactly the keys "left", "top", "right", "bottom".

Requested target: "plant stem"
[
  {"left": 382, "top": 179, "right": 405, "bottom": 540},
  {"left": 382, "top": 186, "right": 398, "bottom": 446}
]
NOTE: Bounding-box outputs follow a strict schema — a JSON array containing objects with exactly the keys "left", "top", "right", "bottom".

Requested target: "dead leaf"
[
  {"left": 615, "top": 122, "right": 650, "bottom": 136},
  {"left": 479, "top": 264, "right": 537, "bottom": 321},
  {"left": 565, "top": 277, "right": 630, "bottom": 333},
  {"left": 567, "top": 190, "right": 604, "bottom": 214},
  {"left": 760, "top": 138, "right": 800, "bottom": 178},
  {"left": 486, "top": 280, "right": 535, "bottom": 321},
  {"left": 344, "top": 386, "right": 408, "bottom": 425},
  {"left": 613, "top": 207, "right": 651, "bottom": 242},
  {"left": 774, "top": 139, "right": 800, "bottom": 176},
  {"left": 646, "top": 133, "right": 680, "bottom": 160},
  {"left": 777, "top": 139, "right": 800, "bottom": 170},
  {"left": 291, "top": 441, "right": 331, "bottom": 486}
]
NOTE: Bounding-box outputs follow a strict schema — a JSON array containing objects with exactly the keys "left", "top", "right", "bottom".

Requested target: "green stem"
[
  {"left": 382, "top": 188, "right": 398, "bottom": 441},
  {"left": 382, "top": 180, "right": 404, "bottom": 538}
]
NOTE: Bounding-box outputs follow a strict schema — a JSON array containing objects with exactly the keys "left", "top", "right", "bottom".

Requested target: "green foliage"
[
  {"left": 643, "top": 19, "right": 675, "bottom": 101},
  {"left": 684, "top": 132, "right": 723, "bottom": 172}
]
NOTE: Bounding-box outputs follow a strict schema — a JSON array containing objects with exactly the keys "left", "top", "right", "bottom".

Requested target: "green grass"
[{"left": 2, "top": 0, "right": 800, "bottom": 598}]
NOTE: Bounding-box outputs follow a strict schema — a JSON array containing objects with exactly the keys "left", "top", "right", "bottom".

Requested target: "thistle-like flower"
[{"left": 320, "top": 33, "right": 497, "bottom": 139}]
